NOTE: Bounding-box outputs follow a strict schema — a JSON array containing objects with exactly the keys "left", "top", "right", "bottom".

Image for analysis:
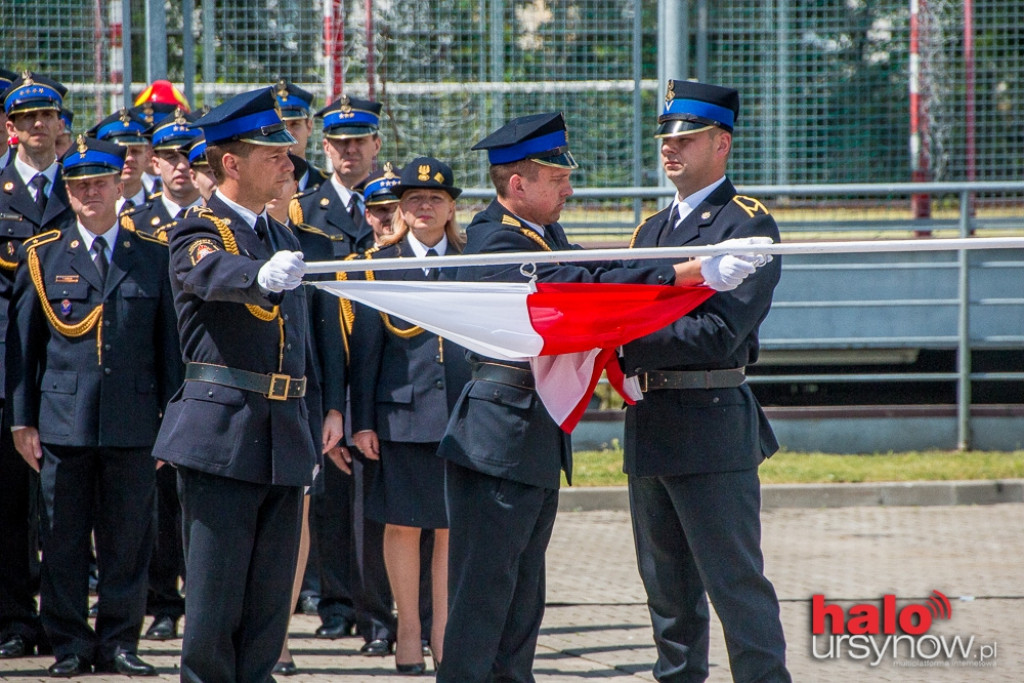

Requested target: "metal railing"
[{"left": 520, "top": 181, "right": 1024, "bottom": 450}]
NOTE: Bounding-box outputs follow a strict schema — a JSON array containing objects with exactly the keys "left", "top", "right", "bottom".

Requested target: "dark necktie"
[
  {"left": 93, "top": 236, "right": 109, "bottom": 284},
  {"left": 121, "top": 198, "right": 135, "bottom": 213},
  {"left": 656, "top": 204, "right": 680, "bottom": 247},
  {"left": 349, "top": 194, "right": 365, "bottom": 229},
  {"left": 30, "top": 174, "right": 48, "bottom": 212},
  {"left": 425, "top": 247, "right": 440, "bottom": 280},
  {"left": 253, "top": 215, "right": 268, "bottom": 242}
]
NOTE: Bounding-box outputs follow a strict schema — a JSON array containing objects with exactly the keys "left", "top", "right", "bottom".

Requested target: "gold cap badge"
[
  {"left": 417, "top": 164, "right": 430, "bottom": 181},
  {"left": 76, "top": 135, "right": 88, "bottom": 156}
]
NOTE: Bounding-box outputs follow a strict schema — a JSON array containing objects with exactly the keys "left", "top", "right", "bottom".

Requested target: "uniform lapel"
[
  {"left": 67, "top": 231, "right": 105, "bottom": 293},
  {"left": 208, "top": 194, "right": 268, "bottom": 259},
  {"left": 104, "top": 230, "right": 133, "bottom": 296},
  {"left": 4, "top": 171, "right": 43, "bottom": 225},
  {"left": 40, "top": 174, "right": 72, "bottom": 228}
]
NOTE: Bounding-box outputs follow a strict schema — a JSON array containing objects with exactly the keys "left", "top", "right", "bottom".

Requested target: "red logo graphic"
[{"left": 812, "top": 591, "right": 952, "bottom": 636}]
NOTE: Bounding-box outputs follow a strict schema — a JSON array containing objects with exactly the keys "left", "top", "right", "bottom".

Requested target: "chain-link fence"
[{"left": 4, "top": 0, "right": 1023, "bottom": 226}]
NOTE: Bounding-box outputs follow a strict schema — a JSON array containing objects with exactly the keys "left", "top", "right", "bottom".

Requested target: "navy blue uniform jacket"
[
  {"left": 348, "top": 237, "right": 471, "bottom": 443},
  {"left": 152, "top": 194, "right": 320, "bottom": 487},
  {"left": 621, "top": 180, "right": 781, "bottom": 476},
  {"left": 438, "top": 199, "right": 677, "bottom": 490},
  {"left": 5, "top": 225, "right": 181, "bottom": 446}
]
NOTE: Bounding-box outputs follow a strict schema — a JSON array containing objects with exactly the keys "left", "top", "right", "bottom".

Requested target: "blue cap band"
[
  {"left": 276, "top": 93, "right": 310, "bottom": 111},
  {"left": 198, "top": 109, "right": 284, "bottom": 145},
  {"left": 97, "top": 120, "right": 148, "bottom": 140},
  {"left": 4, "top": 83, "right": 63, "bottom": 113},
  {"left": 662, "top": 98, "right": 735, "bottom": 129},
  {"left": 152, "top": 123, "right": 200, "bottom": 148},
  {"left": 486, "top": 129, "right": 568, "bottom": 165},
  {"left": 188, "top": 139, "right": 208, "bottom": 165},
  {"left": 323, "top": 109, "right": 379, "bottom": 130},
  {"left": 363, "top": 177, "right": 399, "bottom": 201},
  {"left": 64, "top": 151, "right": 125, "bottom": 172}
]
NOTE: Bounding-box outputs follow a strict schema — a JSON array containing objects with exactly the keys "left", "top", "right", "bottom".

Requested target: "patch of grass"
[{"left": 565, "top": 449, "right": 1024, "bottom": 487}]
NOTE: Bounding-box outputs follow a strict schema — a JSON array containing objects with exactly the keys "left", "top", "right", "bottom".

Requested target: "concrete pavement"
[{"left": 2, "top": 482, "right": 1022, "bottom": 682}]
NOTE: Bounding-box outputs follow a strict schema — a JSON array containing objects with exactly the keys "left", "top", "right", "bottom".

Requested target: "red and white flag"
[{"left": 314, "top": 280, "right": 714, "bottom": 432}]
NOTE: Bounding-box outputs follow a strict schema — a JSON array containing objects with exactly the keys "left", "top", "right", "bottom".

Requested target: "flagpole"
[{"left": 303, "top": 237, "right": 1024, "bottom": 275}]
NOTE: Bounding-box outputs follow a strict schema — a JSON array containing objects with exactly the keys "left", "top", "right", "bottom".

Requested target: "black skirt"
[{"left": 366, "top": 440, "right": 448, "bottom": 529}]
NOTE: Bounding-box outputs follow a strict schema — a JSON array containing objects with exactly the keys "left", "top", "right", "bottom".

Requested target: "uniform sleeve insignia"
[
  {"left": 187, "top": 238, "right": 221, "bottom": 265},
  {"left": 55, "top": 274, "right": 79, "bottom": 283},
  {"left": 501, "top": 214, "right": 522, "bottom": 227},
  {"left": 733, "top": 195, "right": 770, "bottom": 218},
  {"left": 5, "top": 242, "right": 15, "bottom": 256}
]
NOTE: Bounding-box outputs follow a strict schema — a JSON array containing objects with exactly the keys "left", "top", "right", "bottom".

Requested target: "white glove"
[
  {"left": 699, "top": 237, "right": 774, "bottom": 291},
  {"left": 699, "top": 254, "right": 756, "bottom": 291},
  {"left": 257, "top": 251, "right": 306, "bottom": 292}
]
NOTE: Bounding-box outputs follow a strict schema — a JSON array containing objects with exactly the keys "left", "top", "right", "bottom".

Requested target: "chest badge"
[
  {"left": 60, "top": 299, "right": 72, "bottom": 316},
  {"left": 701, "top": 211, "right": 711, "bottom": 220},
  {"left": 3, "top": 182, "right": 13, "bottom": 193}
]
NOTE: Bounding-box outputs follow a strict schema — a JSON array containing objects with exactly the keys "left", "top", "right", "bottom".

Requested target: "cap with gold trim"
[
  {"left": 88, "top": 108, "right": 149, "bottom": 145},
  {"left": 59, "top": 108, "right": 74, "bottom": 135},
  {"left": 187, "top": 135, "right": 209, "bottom": 168},
  {"left": 150, "top": 108, "right": 202, "bottom": 151},
  {"left": 316, "top": 95, "right": 381, "bottom": 139},
  {"left": 274, "top": 79, "right": 314, "bottom": 121},
  {"left": 191, "top": 88, "right": 296, "bottom": 147},
  {"left": 129, "top": 102, "right": 178, "bottom": 128},
  {"left": 61, "top": 135, "right": 127, "bottom": 180},
  {"left": 0, "top": 68, "right": 17, "bottom": 95},
  {"left": 361, "top": 162, "right": 401, "bottom": 205},
  {"left": 472, "top": 112, "right": 578, "bottom": 169},
  {"left": 2, "top": 72, "right": 67, "bottom": 116},
  {"left": 656, "top": 80, "right": 739, "bottom": 138}
]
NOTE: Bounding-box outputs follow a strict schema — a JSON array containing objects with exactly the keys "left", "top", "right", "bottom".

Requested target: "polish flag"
[{"left": 314, "top": 280, "right": 714, "bottom": 432}]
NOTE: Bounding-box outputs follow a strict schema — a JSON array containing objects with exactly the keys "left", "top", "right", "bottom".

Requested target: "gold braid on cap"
[
  {"left": 26, "top": 231, "right": 106, "bottom": 364},
  {"left": 189, "top": 207, "right": 287, "bottom": 371}
]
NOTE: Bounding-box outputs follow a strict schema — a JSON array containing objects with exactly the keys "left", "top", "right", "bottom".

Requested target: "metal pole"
[
  {"left": 202, "top": 0, "right": 215, "bottom": 84},
  {"left": 94, "top": 0, "right": 105, "bottom": 121},
  {"left": 631, "top": 0, "right": 643, "bottom": 228},
  {"left": 183, "top": 0, "right": 195, "bottom": 107},
  {"left": 695, "top": 0, "right": 707, "bottom": 82},
  {"left": 145, "top": 0, "right": 168, "bottom": 82},
  {"left": 956, "top": 191, "right": 972, "bottom": 450},
  {"left": 963, "top": 0, "right": 976, "bottom": 216},
  {"left": 776, "top": 0, "right": 790, "bottom": 186},
  {"left": 365, "top": 0, "right": 375, "bottom": 100},
  {"left": 121, "top": 0, "right": 133, "bottom": 108},
  {"left": 489, "top": 0, "right": 505, "bottom": 134},
  {"left": 658, "top": 0, "right": 688, "bottom": 209}
]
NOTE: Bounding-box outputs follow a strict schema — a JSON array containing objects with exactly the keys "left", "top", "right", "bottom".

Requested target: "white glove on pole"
[
  {"left": 698, "top": 237, "right": 774, "bottom": 292},
  {"left": 257, "top": 251, "right": 306, "bottom": 292}
]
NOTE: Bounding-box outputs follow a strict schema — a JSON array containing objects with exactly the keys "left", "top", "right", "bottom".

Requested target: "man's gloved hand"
[
  {"left": 257, "top": 251, "right": 306, "bottom": 292},
  {"left": 699, "top": 237, "right": 774, "bottom": 291}
]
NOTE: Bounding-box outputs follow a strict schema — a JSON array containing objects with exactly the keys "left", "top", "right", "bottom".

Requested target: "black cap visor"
[
  {"left": 528, "top": 147, "right": 578, "bottom": 169},
  {"left": 655, "top": 117, "right": 725, "bottom": 138}
]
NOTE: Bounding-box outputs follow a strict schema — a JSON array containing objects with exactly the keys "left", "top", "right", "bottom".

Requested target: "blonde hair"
[{"left": 382, "top": 195, "right": 465, "bottom": 250}]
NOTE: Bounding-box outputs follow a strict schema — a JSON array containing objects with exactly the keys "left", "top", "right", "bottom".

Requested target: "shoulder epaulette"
[
  {"left": 628, "top": 211, "right": 661, "bottom": 248},
  {"left": 23, "top": 229, "right": 62, "bottom": 252},
  {"left": 150, "top": 190, "right": 163, "bottom": 199},
  {"left": 295, "top": 222, "right": 330, "bottom": 238},
  {"left": 501, "top": 214, "right": 522, "bottom": 227},
  {"left": 120, "top": 202, "right": 150, "bottom": 217},
  {"left": 732, "top": 195, "right": 770, "bottom": 218},
  {"left": 119, "top": 213, "right": 137, "bottom": 233},
  {"left": 288, "top": 196, "right": 304, "bottom": 226},
  {"left": 139, "top": 225, "right": 171, "bottom": 245},
  {"left": 183, "top": 205, "right": 214, "bottom": 220}
]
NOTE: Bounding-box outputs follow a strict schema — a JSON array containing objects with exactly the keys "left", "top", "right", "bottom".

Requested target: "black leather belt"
[
  {"left": 639, "top": 367, "right": 746, "bottom": 392},
  {"left": 185, "top": 362, "right": 307, "bottom": 400},
  {"left": 471, "top": 362, "right": 535, "bottom": 389}
]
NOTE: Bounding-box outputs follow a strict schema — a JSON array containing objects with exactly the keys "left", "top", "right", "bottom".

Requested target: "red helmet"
[{"left": 134, "top": 80, "right": 190, "bottom": 112}]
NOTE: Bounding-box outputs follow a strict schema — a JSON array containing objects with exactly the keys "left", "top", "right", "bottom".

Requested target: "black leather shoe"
[
  {"left": 272, "top": 660, "right": 298, "bottom": 676},
  {"left": 48, "top": 654, "right": 91, "bottom": 678},
  {"left": 396, "top": 661, "right": 426, "bottom": 675},
  {"left": 94, "top": 652, "right": 157, "bottom": 676},
  {"left": 315, "top": 616, "right": 354, "bottom": 639},
  {"left": 359, "top": 638, "right": 394, "bottom": 656},
  {"left": 0, "top": 634, "right": 30, "bottom": 658},
  {"left": 143, "top": 614, "right": 178, "bottom": 640},
  {"left": 297, "top": 595, "right": 320, "bottom": 615}
]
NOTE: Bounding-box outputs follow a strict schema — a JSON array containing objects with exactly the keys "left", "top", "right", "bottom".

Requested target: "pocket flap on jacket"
[{"left": 467, "top": 380, "right": 534, "bottom": 410}]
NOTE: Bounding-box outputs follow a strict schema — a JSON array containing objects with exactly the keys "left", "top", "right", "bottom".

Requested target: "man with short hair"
[
  {"left": 152, "top": 87, "right": 330, "bottom": 682},
  {"left": 437, "top": 111, "right": 764, "bottom": 682},
  {"left": 621, "top": 80, "right": 790, "bottom": 683},
  {"left": 274, "top": 79, "right": 329, "bottom": 192},
  {"left": 0, "top": 71, "right": 74, "bottom": 662},
  {"left": 7, "top": 134, "right": 180, "bottom": 677},
  {"left": 87, "top": 108, "right": 154, "bottom": 212},
  {"left": 127, "top": 109, "right": 202, "bottom": 240}
]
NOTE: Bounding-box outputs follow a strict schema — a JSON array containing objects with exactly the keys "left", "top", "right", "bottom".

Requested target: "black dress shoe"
[
  {"left": 0, "top": 634, "right": 30, "bottom": 658},
  {"left": 143, "top": 614, "right": 178, "bottom": 640},
  {"left": 396, "top": 661, "right": 426, "bottom": 675},
  {"left": 315, "top": 616, "right": 354, "bottom": 639},
  {"left": 272, "top": 660, "right": 298, "bottom": 676},
  {"left": 359, "top": 638, "right": 394, "bottom": 656},
  {"left": 297, "top": 595, "right": 320, "bottom": 615},
  {"left": 94, "top": 652, "right": 157, "bottom": 676},
  {"left": 48, "top": 654, "right": 91, "bottom": 678}
]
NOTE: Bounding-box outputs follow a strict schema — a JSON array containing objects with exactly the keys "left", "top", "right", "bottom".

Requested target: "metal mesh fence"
[{"left": 3, "top": 0, "right": 1023, "bottom": 226}]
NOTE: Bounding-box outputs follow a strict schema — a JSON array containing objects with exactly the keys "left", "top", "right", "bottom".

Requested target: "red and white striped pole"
[
  {"left": 108, "top": 0, "right": 124, "bottom": 111},
  {"left": 909, "top": 0, "right": 931, "bottom": 231}
]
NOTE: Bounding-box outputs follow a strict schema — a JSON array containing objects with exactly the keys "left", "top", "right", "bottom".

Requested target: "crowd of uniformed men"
[{"left": 0, "top": 65, "right": 792, "bottom": 683}]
